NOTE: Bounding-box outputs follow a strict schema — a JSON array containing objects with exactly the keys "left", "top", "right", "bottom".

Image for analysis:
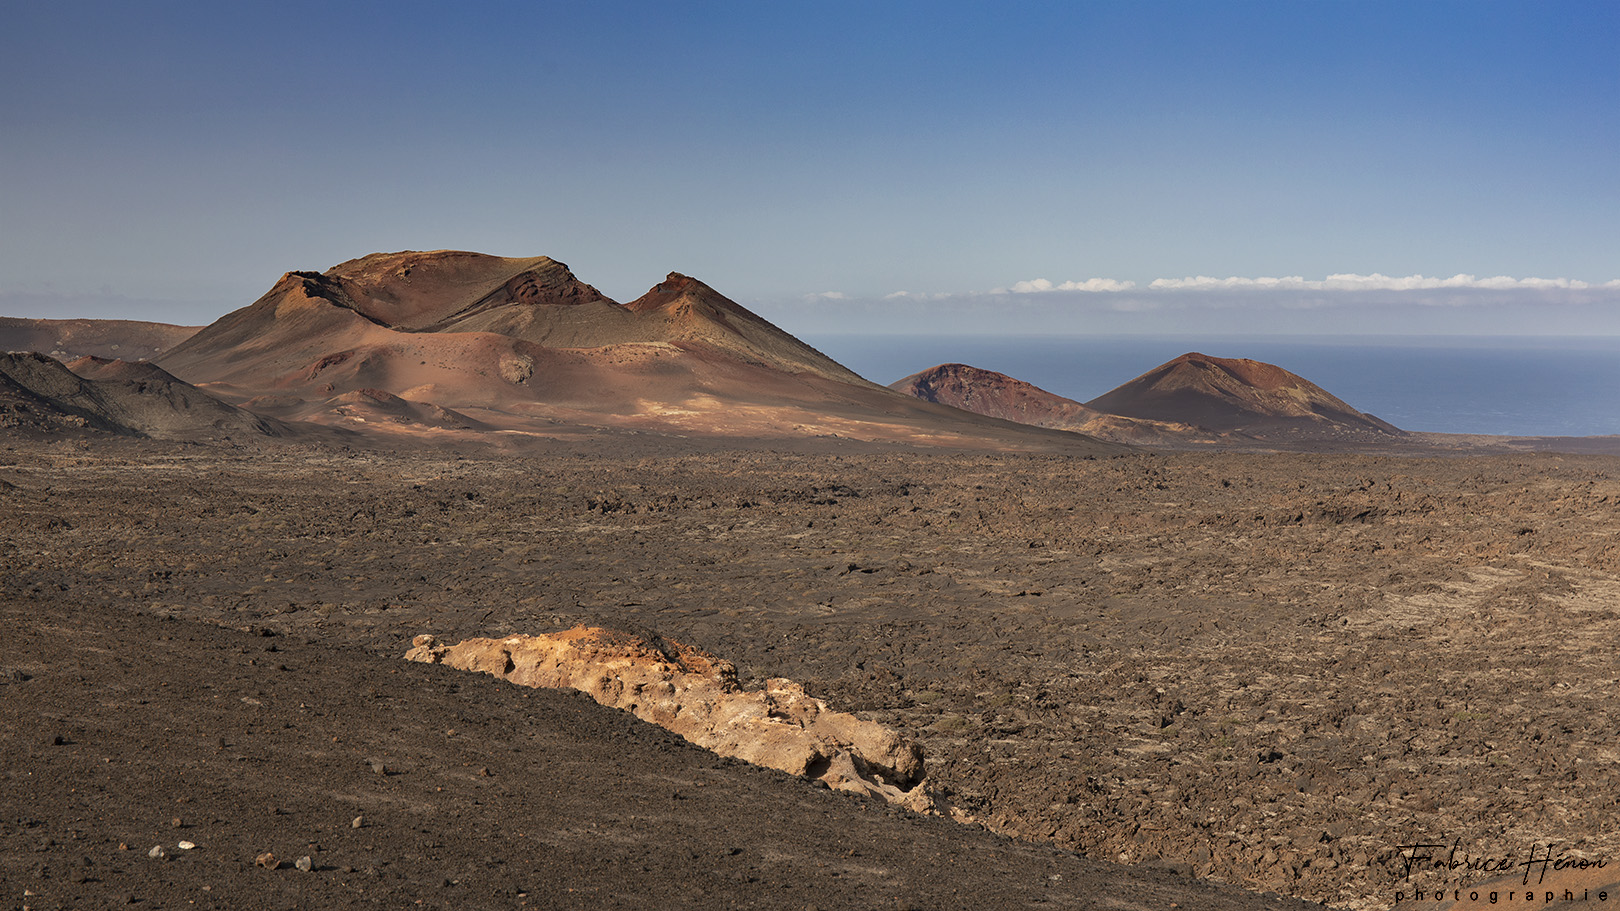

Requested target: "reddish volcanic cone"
[
  {"left": 1085, "top": 352, "right": 1401, "bottom": 436},
  {"left": 892, "top": 363, "right": 1107, "bottom": 426},
  {"left": 890, "top": 363, "right": 1234, "bottom": 446}
]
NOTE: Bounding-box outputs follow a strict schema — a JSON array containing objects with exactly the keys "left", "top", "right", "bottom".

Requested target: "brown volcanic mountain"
[
  {"left": 1085, "top": 352, "right": 1402, "bottom": 438},
  {"left": 890, "top": 363, "right": 1231, "bottom": 446},
  {"left": 156, "top": 251, "right": 1119, "bottom": 451},
  {"left": 0, "top": 316, "right": 198, "bottom": 362},
  {"left": 161, "top": 252, "right": 863, "bottom": 388}
]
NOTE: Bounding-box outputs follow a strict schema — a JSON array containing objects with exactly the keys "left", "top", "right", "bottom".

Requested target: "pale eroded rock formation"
[{"left": 405, "top": 626, "right": 953, "bottom": 816}]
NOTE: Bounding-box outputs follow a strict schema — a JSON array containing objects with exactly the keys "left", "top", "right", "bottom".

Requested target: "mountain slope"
[
  {"left": 1086, "top": 352, "right": 1402, "bottom": 437},
  {"left": 625, "top": 273, "right": 867, "bottom": 384}
]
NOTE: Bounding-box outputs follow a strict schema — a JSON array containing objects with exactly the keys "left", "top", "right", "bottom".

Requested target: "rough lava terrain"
[{"left": 4, "top": 439, "right": 1619, "bottom": 909}]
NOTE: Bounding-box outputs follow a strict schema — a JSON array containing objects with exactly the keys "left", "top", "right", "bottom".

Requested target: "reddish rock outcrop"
[{"left": 405, "top": 627, "right": 952, "bottom": 815}]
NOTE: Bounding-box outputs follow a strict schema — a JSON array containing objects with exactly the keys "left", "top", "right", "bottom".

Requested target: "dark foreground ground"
[
  {"left": 4, "top": 437, "right": 1619, "bottom": 909},
  {"left": 1, "top": 597, "right": 1319, "bottom": 911}
]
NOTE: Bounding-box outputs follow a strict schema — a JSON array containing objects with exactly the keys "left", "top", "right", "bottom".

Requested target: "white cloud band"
[
  {"left": 1147, "top": 273, "right": 1610, "bottom": 292},
  {"left": 1004, "top": 278, "right": 1138, "bottom": 294}
]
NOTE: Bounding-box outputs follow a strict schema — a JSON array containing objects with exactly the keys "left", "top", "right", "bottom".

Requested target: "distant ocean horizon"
[{"left": 803, "top": 334, "right": 1620, "bottom": 439}]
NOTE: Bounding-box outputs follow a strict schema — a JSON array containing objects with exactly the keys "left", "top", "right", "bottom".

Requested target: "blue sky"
[{"left": 3, "top": 1, "right": 1616, "bottom": 335}]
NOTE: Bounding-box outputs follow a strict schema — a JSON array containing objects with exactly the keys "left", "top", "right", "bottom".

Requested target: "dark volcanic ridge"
[{"left": 0, "top": 351, "right": 282, "bottom": 440}]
